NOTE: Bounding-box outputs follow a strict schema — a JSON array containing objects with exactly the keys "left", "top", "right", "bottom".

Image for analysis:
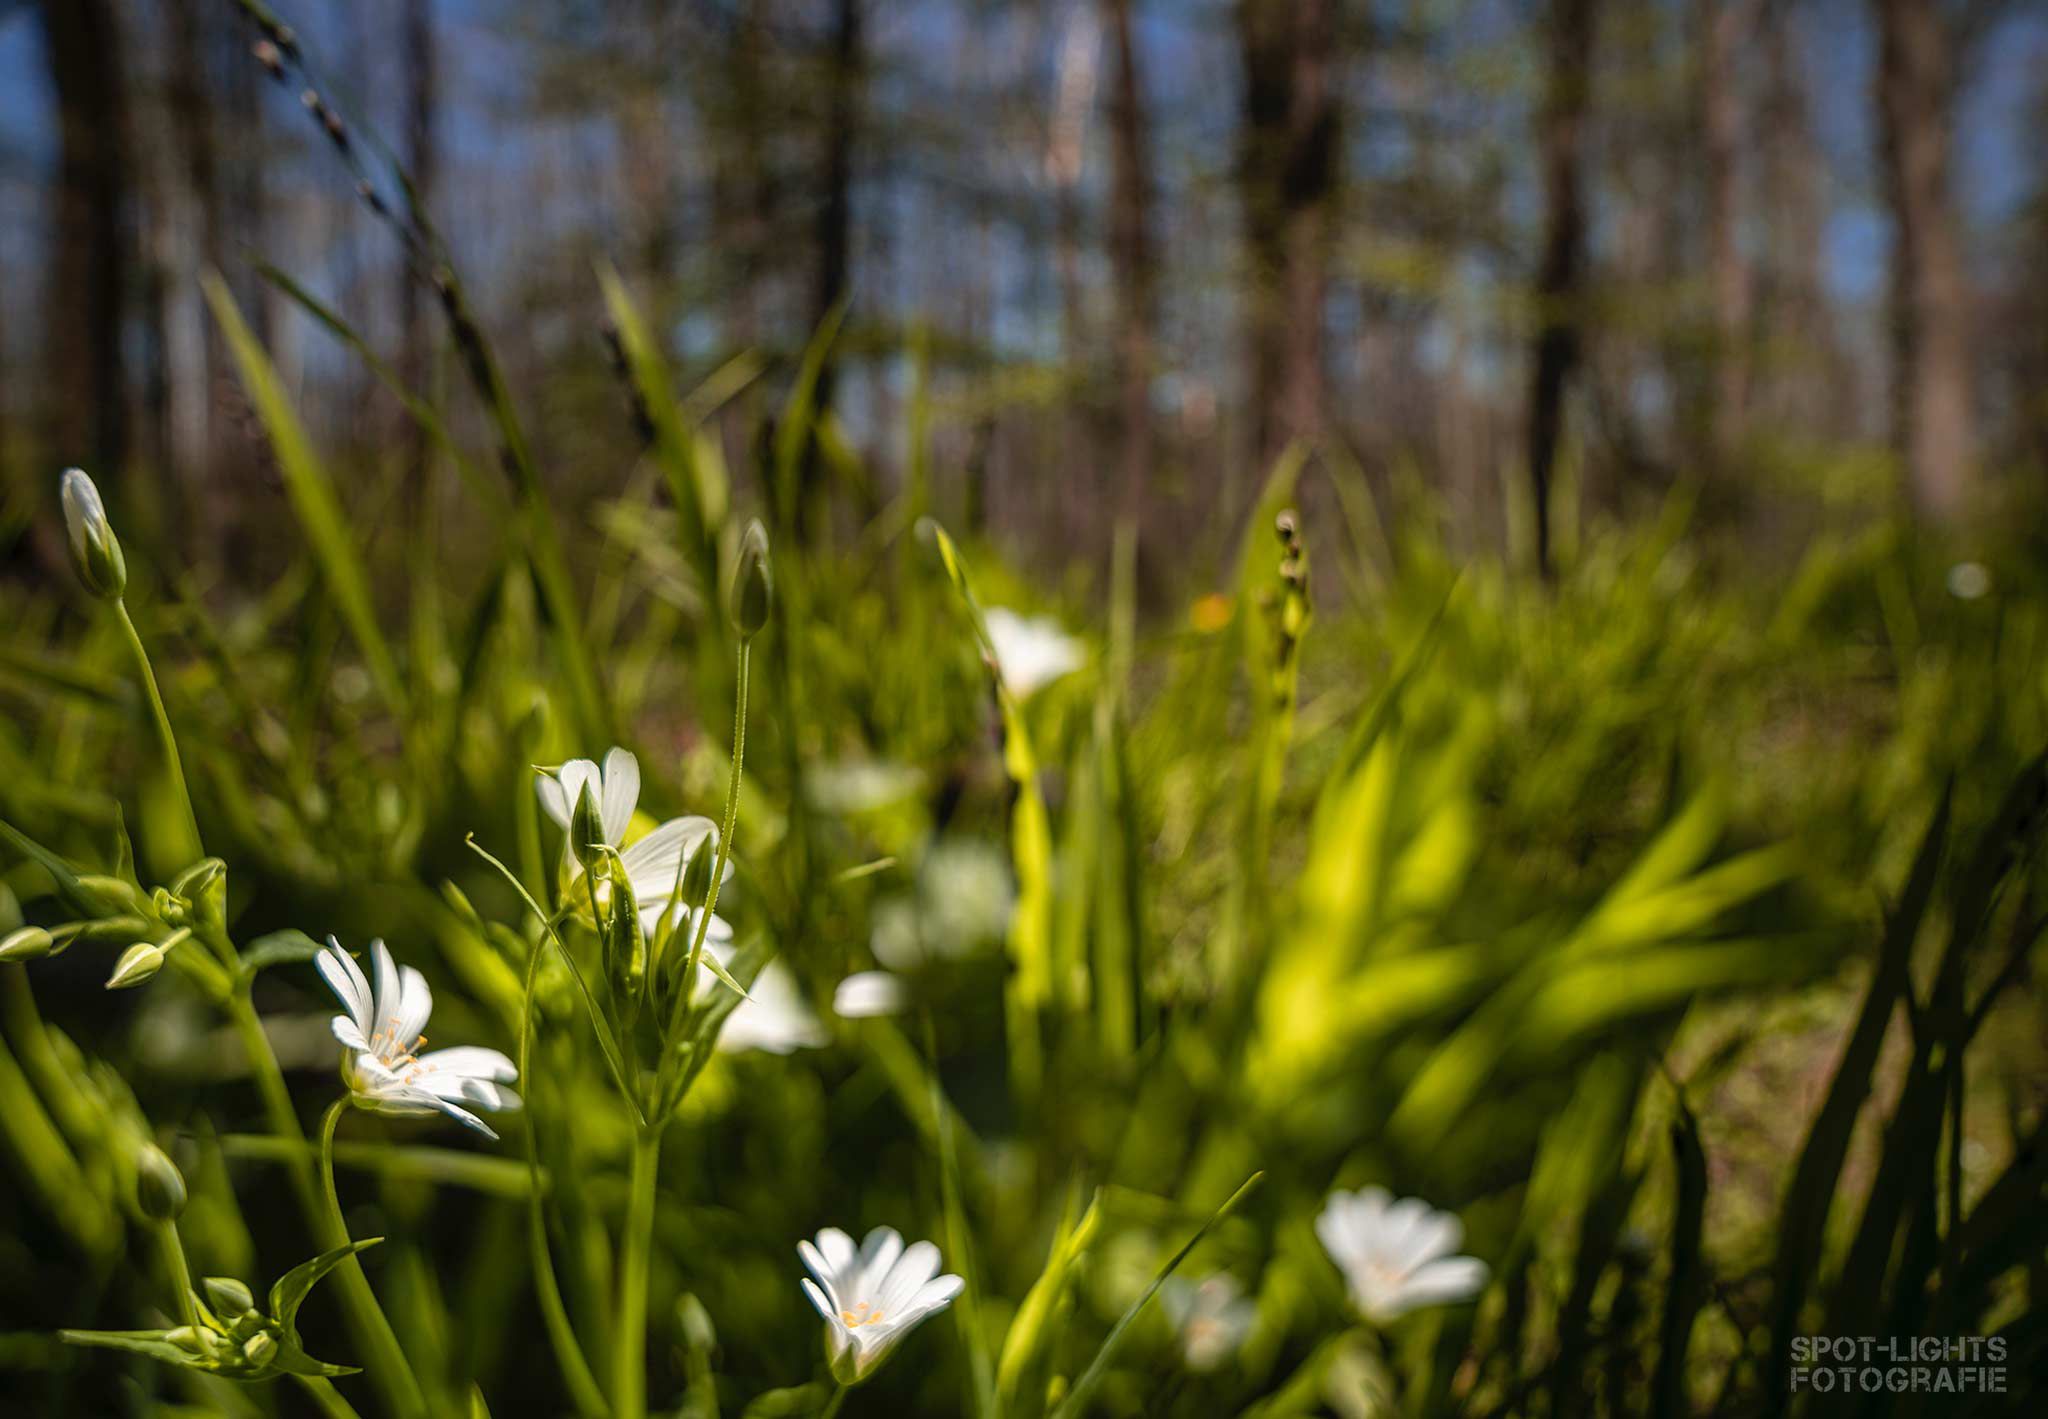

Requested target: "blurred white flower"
[
  {"left": 1315, "top": 1187, "right": 1487, "bottom": 1323},
  {"left": 318, "top": 937, "right": 520, "bottom": 1139},
  {"left": 871, "top": 839, "right": 1014, "bottom": 970},
  {"left": 984, "top": 607, "right": 1084, "bottom": 698},
  {"left": 1946, "top": 561, "right": 1991, "bottom": 600},
  {"left": 798, "top": 1226, "right": 964, "bottom": 1384},
  {"left": 536, "top": 747, "right": 723, "bottom": 909},
  {"left": 833, "top": 970, "right": 907, "bottom": 1018},
  {"left": 1160, "top": 1274, "right": 1255, "bottom": 1371},
  {"left": 60, "top": 467, "right": 126, "bottom": 599},
  {"left": 708, "top": 936, "right": 826, "bottom": 1055}
]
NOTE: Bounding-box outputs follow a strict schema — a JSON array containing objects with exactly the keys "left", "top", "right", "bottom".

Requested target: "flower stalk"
[
  {"left": 318, "top": 1098, "right": 429, "bottom": 1418},
  {"left": 615, "top": 1123, "right": 662, "bottom": 1419}
]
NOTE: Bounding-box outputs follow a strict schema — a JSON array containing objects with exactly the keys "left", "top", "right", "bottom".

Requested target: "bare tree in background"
[
  {"left": 1235, "top": 0, "right": 1338, "bottom": 473},
  {"left": 813, "top": 0, "right": 861, "bottom": 414},
  {"left": 401, "top": 0, "right": 439, "bottom": 502},
  {"left": 37, "top": 0, "right": 133, "bottom": 481},
  {"left": 1527, "top": 0, "right": 1598, "bottom": 576},
  {"left": 1105, "top": 0, "right": 1158, "bottom": 531},
  {"left": 1697, "top": 0, "right": 1756, "bottom": 475},
  {"left": 1874, "top": 0, "right": 1976, "bottom": 521}
]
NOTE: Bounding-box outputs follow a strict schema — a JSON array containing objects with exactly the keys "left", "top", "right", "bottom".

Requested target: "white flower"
[
  {"left": 317, "top": 938, "right": 520, "bottom": 1139},
  {"left": 1160, "top": 1274, "right": 1255, "bottom": 1371},
  {"left": 1315, "top": 1188, "right": 1487, "bottom": 1323},
  {"left": 833, "top": 970, "right": 907, "bottom": 1019},
  {"left": 798, "top": 1226, "right": 964, "bottom": 1384},
  {"left": 1947, "top": 561, "right": 1991, "bottom": 600},
  {"left": 984, "top": 608, "right": 1084, "bottom": 698},
  {"left": 535, "top": 747, "right": 723, "bottom": 909}
]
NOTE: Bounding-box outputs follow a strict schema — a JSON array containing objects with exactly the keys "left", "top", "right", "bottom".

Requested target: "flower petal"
[
  {"left": 833, "top": 971, "right": 907, "bottom": 1019},
  {"left": 1384, "top": 1255, "right": 1488, "bottom": 1315},
  {"left": 877, "top": 1240, "right": 940, "bottom": 1312},
  {"left": 392, "top": 965, "right": 433, "bottom": 1050},
  {"left": 856, "top": 1229, "right": 905, "bottom": 1300},
  {"left": 801, "top": 1277, "right": 839, "bottom": 1324},
  {"left": 370, "top": 940, "right": 401, "bottom": 1038},
  {"left": 620, "top": 816, "right": 719, "bottom": 903},
  {"left": 600, "top": 747, "right": 640, "bottom": 845},
  {"left": 414, "top": 1046, "right": 518, "bottom": 1082},
  {"left": 331, "top": 1015, "right": 370, "bottom": 1051},
  {"left": 316, "top": 939, "right": 371, "bottom": 1033}
]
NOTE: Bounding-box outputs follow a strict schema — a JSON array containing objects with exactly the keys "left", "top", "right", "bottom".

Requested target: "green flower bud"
[
  {"left": 164, "top": 1325, "right": 208, "bottom": 1355},
  {"left": 75, "top": 874, "right": 144, "bottom": 914},
  {"left": 135, "top": 1142, "right": 188, "bottom": 1220},
  {"left": 732, "top": 519, "right": 773, "bottom": 639},
  {"left": 241, "top": 1330, "right": 279, "bottom": 1368},
  {"left": 169, "top": 859, "right": 227, "bottom": 931},
  {"left": 203, "top": 1276, "right": 257, "bottom": 1319},
  {"left": 61, "top": 468, "right": 127, "bottom": 599},
  {"left": 107, "top": 942, "right": 166, "bottom": 989},
  {"left": 605, "top": 861, "right": 646, "bottom": 1018},
  {"left": 681, "top": 833, "right": 717, "bottom": 908},
  {"left": 570, "top": 781, "right": 607, "bottom": 877},
  {"left": 0, "top": 926, "right": 54, "bottom": 963}
]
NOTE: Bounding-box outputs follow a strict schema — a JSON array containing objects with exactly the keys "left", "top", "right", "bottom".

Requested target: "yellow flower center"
[{"left": 839, "top": 1300, "right": 886, "bottom": 1329}]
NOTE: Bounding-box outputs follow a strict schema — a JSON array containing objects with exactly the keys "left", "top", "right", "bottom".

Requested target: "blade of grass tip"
[
  {"left": 924, "top": 1010, "right": 999, "bottom": 1419},
  {"left": 254, "top": 262, "right": 504, "bottom": 513},
  {"left": 1762, "top": 787, "right": 1948, "bottom": 1411},
  {"left": 1651, "top": 1079, "right": 1709, "bottom": 1419},
  {"left": 203, "top": 272, "right": 406, "bottom": 718},
  {"left": 1050, "top": 1172, "right": 1264, "bottom": 1419},
  {"left": 773, "top": 300, "right": 850, "bottom": 534},
  {"left": 596, "top": 262, "right": 724, "bottom": 612}
]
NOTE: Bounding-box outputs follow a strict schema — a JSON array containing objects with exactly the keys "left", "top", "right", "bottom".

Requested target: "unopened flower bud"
[
  {"left": 136, "top": 1142, "right": 188, "bottom": 1220},
  {"left": 570, "top": 782, "right": 607, "bottom": 876},
  {"left": 61, "top": 469, "right": 127, "bottom": 599},
  {"left": 107, "top": 942, "right": 166, "bottom": 989},
  {"left": 241, "top": 1330, "right": 279, "bottom": 1367},
  {"left": 732, "top": 519, "right": 773, "bottom": 639},
  {"left": 0, "top": 926, "right": 54, "bottom": 963},
  {"left": 204, "top": 1276, "right": 257, "bottom": 1319},
  {"left": 680, "top": 834, "right": 717, "bottom": 908}
]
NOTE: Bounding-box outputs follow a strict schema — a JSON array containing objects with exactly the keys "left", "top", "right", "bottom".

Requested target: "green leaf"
[
  {"left": 204, "top": 273, "right": 406, "bottom": 716},
  {"left": 1049, "top": 1172, "right": 1263, "bottom": 1419},
  {"left": 239, "top": 930, "right": 326, "bottom": 978},
  {"left": 58, "top": 1329, "right": 203, "bottom": 1368},
  {"left": 270, "top": 1238, "right": 384, "bottom": 1333}
]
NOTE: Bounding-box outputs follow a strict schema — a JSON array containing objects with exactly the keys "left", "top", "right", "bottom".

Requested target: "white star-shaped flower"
[
  {"left": 984, "top": 608, "right": 1084, "bottom": 698},
  {"left": 1160, "top": 1273, "right": 1256, "bottom": 1371},
  {"left": 317, "top": 937, "right": 520, "bottom": 1139},
  {"left": 1315, "top": 1187, "right": 1487, "bottom": 1323},
  {"left": 798, "top": 1226, "right": 964, "bottom": 1384},
  {"left": 535, "top": 747, "right": 724, "bottom": 910}
]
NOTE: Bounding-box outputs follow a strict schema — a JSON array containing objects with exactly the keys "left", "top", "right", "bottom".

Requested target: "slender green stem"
[
  {"left": 818, "top": 1383, "right": 848, "bottom": 1419},
  {"left": 671, "top": 640, "right": 750, "bottom": 1043},
  {"left": 111, "top": 598, "right": 203, "bottom": 863},
  {"left": 153, "top": 1220, "right": 205, "bottom": 1345},
  {"left": 518, "top": 924, "right": 610, "bottom": 1419},
  {"left": 318, "top": 1098, "right": 429, "bottom": 1419},
  {"left": 226, "top": 991, "right": 318, "bottom": 1216},
  {"left": 296, "top": 1374, "right": 368, "bottom": 1419},
  {"left": 614, "top": 1124, "right": 661, "bottom": 1419}
]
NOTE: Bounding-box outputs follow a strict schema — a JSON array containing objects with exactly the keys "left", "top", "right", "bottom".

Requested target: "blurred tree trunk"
[
  {"left": 814, "top": 1, "right": 860, "bottom": 398},
  {"left": 1105, "top": 0, "right": 1157, "bottom": 532},
  {"left": 1527, "top": 0, "right": 1598, "bottom": 578},
  {"left": 1874, "top": 0, "right": 1976, "bottom": 521},
  {"left": 1235, "top": 0, "right": 1338, "bottom": 473},
  {"left": 804, "top": 0, "right": 862, "bottom": 535},
  {"left": 1757, "top": 3, "right": 1835, "bottom": 434},
  {"left": 163, "top": 0, "right": 221, "bottom": 549},
  {"left": 1698, "top": 0, "right": 1755, "bottom": 474},
  {"left": 37, "top": 0, "right": 133, "bottom": 480},
  {"left": 401, "top": 0, "right": 438, "bottom": 503}
]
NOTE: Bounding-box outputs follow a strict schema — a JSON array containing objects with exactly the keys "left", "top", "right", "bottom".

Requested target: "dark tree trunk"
[
  {"left": 801, "top": 0, "right": 861, "bottom": 536},
  {"left": 37, "top": 0, "right": 133, "bottom": 481},
  {"left": 401, "top": 0, "right": 438, "bottom": 501},
  {"left": 1105, "top": 0, "right": 1158, "bottom": 530},
  {"left": 1527, "top": 0, "right": 1598, "bottom": 577},
  {"left": 1235, "top": 0, "right": 1339, "bottom": 473},
  {"left": 1875, "top": 0, "right": 1976, "bottom": 521},
  {"left": 1698, "top": 0, "right": 1756, "bottom": 473}
]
